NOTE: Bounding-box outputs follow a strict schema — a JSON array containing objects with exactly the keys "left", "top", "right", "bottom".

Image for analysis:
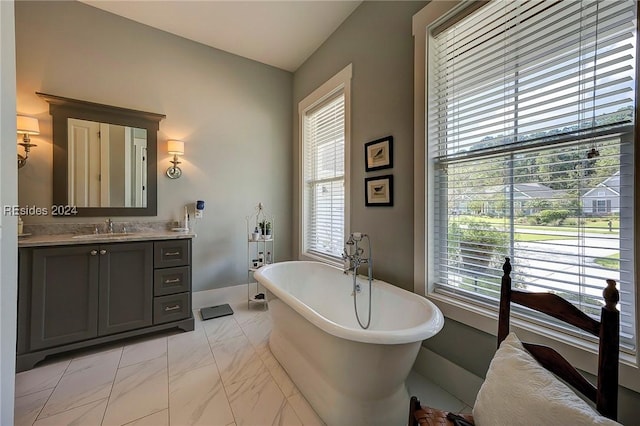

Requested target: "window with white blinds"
[
  {"left": 302, "top": 92, "right": 346, "bottom": 259},
  {"left": 429, "top": 0, "right": 637, "bottom": 350}
]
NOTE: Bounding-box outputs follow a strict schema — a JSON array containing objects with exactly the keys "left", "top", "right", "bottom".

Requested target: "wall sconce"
[
  {"left": 17, "top": 115, "right": 40, "bottom": 169},
  {"left": 166, "top": 139, "right": 184, "bottom": 179}
]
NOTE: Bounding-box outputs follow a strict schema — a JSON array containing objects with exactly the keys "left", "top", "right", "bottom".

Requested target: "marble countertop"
[{"left": 18, "top": 230, "right": 196, "bottom": 248}]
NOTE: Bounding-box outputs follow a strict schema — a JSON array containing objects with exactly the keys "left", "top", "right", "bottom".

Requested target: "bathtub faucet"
[
  {"left": 343, "top": 233, "right": 373, "bottom": 329},
  {"left": 342, "top": 250, "right": 368, "bottom": 274},
  {"left": 342, "top": 233, "right": 373, "bottom": 280}
]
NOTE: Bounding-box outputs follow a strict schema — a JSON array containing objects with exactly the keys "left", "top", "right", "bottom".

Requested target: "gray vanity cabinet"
[
  {"left": 28, "top": 242, "right": 152, "bottom": 351},
  {"left": 17, "top": 238, "right": 193, "bottom": 372}
]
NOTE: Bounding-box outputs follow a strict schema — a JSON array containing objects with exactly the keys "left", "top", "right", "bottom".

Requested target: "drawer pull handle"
[
  {"left": 100, "top": 249, "right": 107, "bottom": 255},
  {"left": 165, "top": 304, "right": 181, "bottom": 311},
  {"left": 164, "top": 278, "right": 181, "bottom": 284},
  {"left": 90, "top": 250, "right": 98, "bottom": 256},
  {"left": 164, "top": 251, "right": 180, "bottom": 256}
]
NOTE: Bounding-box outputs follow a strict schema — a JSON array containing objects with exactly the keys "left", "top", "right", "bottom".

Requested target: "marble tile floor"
[{"left": 14, "top": 301, "right": 468, "bottom": 425}]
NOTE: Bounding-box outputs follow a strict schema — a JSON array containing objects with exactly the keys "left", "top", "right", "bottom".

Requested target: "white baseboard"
[
  {"left": 192, "top": 284, "right": 248, "bottom": 310},
  {"left": 412, "top": 346, "right": 483, "bottom": 407}
]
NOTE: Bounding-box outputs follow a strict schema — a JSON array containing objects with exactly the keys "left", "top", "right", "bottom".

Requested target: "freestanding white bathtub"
[{"left": 254, "top": 261, "right": 444, "bottom": 426}]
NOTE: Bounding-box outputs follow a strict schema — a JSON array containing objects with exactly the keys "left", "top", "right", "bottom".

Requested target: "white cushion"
[{"left": 472, "top": 332, "right": 620, "bottom": 426}]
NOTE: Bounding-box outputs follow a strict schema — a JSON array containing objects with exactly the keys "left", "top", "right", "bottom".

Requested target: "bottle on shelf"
[
  {"left": 266, "top": 251, "right": 272, "bottom": 264},
  {"left": 258, "top": 251, "right": 264, "bottom": 267}
]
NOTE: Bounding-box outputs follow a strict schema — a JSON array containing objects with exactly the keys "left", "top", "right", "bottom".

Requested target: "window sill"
[{"left": 427, "top": 292, "right": 640, "bottom": 394}]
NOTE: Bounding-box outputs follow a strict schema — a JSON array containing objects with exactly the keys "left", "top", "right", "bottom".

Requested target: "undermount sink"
[{"left": 72, "top": 233, "right": 136, "bottom": 239}]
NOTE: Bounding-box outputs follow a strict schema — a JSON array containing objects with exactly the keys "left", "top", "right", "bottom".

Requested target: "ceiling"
[{"left": 80, "top": 1, "right": 362, "bottom": 72}]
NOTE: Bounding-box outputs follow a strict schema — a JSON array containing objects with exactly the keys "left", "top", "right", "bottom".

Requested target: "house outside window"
[
  {"left": 428, "top": 0, "right": 636, "bottom": 352},
  {"left": 299, "top": 65, "right": 352, "bottom": 263},
  {"left": 583, "top": 172, "right": 621, "bottom": 215}
]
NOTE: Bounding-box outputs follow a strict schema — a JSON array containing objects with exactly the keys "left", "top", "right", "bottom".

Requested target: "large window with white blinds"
[
  {"left": 429, "top": 0, "right": 637, "bottom": 350},
  {"left": 302, "top": 91, "right": 347, "bottom": 260}
]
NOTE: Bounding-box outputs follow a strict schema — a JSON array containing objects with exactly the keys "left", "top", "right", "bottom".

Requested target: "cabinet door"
[
  {"left": 98, "top": 242, "right": 153, "bottom": 336},
  {"left": 30, "top": 246, "right": 100, "bottom": 350}
]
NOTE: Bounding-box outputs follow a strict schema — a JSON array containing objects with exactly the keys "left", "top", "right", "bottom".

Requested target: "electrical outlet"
[{"left": 195, "top": 200, "right": 205, "bottom": 219}]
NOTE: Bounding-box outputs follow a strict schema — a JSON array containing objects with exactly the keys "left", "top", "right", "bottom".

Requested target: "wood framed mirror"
[{"left": 38, "top": 92, "right": 165, "bottom": 217}]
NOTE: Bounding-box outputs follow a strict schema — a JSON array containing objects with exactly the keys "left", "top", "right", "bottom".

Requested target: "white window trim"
[
  {"left": 298, "top": 64, "right": 352, "bottom": 267},
  {"left": 412, "top": 1, "right": 640, "bottom": 393}
]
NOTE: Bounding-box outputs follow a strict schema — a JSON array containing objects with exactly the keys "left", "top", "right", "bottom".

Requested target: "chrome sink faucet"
[{"left": 105, "top": 218, "right": 114, "bottom": 234}]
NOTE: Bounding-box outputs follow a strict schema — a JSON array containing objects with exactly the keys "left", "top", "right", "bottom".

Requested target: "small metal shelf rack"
[{"left": 246, "top": 202, "right": 274, "bottom": 308}]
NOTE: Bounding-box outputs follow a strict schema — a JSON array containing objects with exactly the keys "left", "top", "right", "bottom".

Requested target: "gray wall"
[
  {"left": 1, "top": 1, "right": 18, "bottom": 423},
  {"left": 293, "top": 1, "right": 427, "bottom": 291},
  {"left": 15, "top": 1, "right": 293, "bottom": 292}
]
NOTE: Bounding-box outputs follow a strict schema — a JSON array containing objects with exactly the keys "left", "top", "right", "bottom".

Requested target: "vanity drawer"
[
  {"left": 154, "top": 266, "right": 190, "bottom": 296},
  {"left": 154, "top": 293, "right": 190, "bottom": 324},
  {"left": 154, "top": 240, "right": 190, "bottom": 268}
]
